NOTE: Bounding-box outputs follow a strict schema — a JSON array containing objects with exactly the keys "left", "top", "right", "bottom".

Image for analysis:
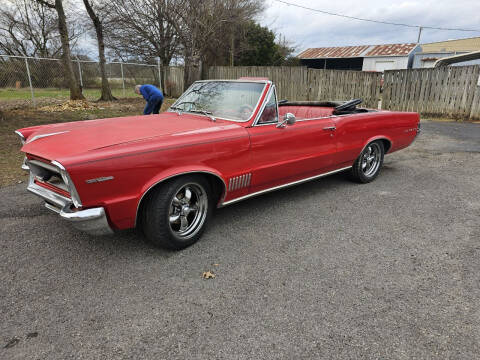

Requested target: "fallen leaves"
[
  {"left": 38, "top": 100, "right": 101, "bottom": 112},
  {"left": 4, "top": 337, "right": 19, "bottom": 349},
  {"left": 202, "top": 271, "right": 216, "bottom": 279}
]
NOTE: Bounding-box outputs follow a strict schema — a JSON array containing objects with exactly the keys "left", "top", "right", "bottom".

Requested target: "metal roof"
[
  {"left": 298, "top": 43, "right": 418, "bottom": 59},
  {"left": 365, "top": 43, "right": 417, "bottom": 56},
  {"left": 297, "top": 45, "right": 370, "bottom": 59}
]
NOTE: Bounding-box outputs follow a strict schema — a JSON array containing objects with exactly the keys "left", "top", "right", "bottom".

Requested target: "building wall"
[
  {"left": 362, "top": 56, "right": 409, "bottom": 72},
  {"left": 413, "top": 52, "right": 480, "bottom": 68},
  {"left": 421, "top": 37, "right": 480, "bottom": 53}
]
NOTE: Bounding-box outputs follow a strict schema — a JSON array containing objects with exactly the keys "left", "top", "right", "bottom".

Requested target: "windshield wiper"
[
  {"left": 188, "top": 108, "right": 216, "bottom": 122},
  {"left": 170, "top": 101, "right": 216, "bottom": 121},
  {"left": 170, "top": 101, "right": 197, "bottom": 114}
]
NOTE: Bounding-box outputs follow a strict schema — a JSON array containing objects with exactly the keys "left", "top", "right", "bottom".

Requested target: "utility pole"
[{"left": 417, "top": 26, "right": 423, "bottom": 44}]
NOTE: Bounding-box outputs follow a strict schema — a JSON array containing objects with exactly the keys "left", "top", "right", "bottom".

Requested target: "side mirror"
[{"left": 276, "top": 113, "right": 296, "bottom": 128}]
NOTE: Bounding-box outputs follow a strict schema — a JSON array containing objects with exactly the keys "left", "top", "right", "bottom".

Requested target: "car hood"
[{"left": 20, "top": 112, "right": 244, "bottom": 163}]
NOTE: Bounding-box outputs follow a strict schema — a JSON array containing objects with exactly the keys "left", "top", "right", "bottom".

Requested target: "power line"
[{"left": 273, "top": 0, "right": 480, "bottom": 32}]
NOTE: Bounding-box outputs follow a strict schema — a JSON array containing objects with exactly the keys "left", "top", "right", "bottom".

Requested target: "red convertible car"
[{"left": 16, "top": 79, "right": 420, "bottom": 249}]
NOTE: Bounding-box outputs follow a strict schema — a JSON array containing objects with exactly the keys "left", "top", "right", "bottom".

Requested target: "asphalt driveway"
[{"left": 1, "top": 121, "right": 479, "bottom": 359}]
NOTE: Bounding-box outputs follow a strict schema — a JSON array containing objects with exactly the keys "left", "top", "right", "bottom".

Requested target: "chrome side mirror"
[{"left": 276, "top": 113, "right": 296, "bottom": 128}]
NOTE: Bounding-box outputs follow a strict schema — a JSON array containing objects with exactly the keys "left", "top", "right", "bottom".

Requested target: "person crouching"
[{"left": 135, "top": 84, "right": 164, "bottom": 115}]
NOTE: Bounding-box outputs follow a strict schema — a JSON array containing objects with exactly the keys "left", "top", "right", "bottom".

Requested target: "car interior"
[{"left": 278, "top": 98, "right": 376, "bottom": 119}]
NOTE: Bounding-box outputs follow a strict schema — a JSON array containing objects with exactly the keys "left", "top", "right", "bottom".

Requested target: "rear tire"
[
  {"left": 142, "top": 175, "right": 213, "bottom": 250},
  {"left": 350, "top": 141, "right": 384, "bottom": 183}
]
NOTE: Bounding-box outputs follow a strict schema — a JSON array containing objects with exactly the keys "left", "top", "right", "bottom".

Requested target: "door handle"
[{"left": 323, "top": 126, "right": 336, "bottom": 131}]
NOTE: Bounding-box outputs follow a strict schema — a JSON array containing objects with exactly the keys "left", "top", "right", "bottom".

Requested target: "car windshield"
[{"left": 169, "top": 81, "right": 266, "bottom": 121}]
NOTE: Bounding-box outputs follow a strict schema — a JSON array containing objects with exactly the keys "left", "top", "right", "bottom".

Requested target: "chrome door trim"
[{"left": 220, "top": 166, "right": 352, "bottom": 207}]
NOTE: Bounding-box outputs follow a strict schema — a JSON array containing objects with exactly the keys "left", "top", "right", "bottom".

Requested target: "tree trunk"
[
  {"left": 55, "top": 0, "right": 85, "bottom": 100},
  {"left": 82, "top": 0, "right": 116, "bottom": 101},
  {"left": 183, "top": 47, "right": 193, "bottom": 90},
  {"left": 183, "top": 50, "right": 202, "bottom": 90}
]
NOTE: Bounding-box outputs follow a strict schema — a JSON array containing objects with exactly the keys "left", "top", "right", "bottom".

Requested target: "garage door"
[{"left": 375, "top": 61, "right": 395, "bottom": 72}]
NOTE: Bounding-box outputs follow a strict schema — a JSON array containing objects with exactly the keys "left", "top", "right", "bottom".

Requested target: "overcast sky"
[{"left": 258, "top": 0, "right": 480, "bottom": 54}]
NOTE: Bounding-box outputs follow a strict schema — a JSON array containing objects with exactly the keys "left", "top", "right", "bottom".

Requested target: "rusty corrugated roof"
[
  {"left": 365, "top": 43, "right": 417, "bottom": 56},
  {"left": 298, "top": 45, "right": 370, "bottom": 59},
  {"left": 298, "top": 43, "right": 418, "bottom": 59}
]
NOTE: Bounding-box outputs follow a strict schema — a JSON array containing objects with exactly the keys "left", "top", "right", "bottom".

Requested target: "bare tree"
[
  {"left": 82, "top": 0, "right": 115, "bottom": 101},
  {"left": 36, "top": 0, "right": 84, "bottom": 100},
  {"left": 106, "top": 0, "right": 262, "bottom": 87},
  {"left": 0, "top": 0, "right": 80, "bottom": 57},
  {"left": 107, "top": 0, "right": 180, "bottom": 66},
  {"left": 166, "top": 0, "right": 263, "bottom": 87}
]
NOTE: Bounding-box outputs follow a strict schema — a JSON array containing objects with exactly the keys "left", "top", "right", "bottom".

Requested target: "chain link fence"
[{"left": 0, "top": 54, "right": 171, "bottom": 106}]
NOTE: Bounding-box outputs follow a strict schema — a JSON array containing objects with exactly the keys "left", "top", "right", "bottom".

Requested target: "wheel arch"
[
  {"left": 360, "top": 136, "right": 392, "bottom": 156},
  {"left": 135, "top": 169, "right": 227, "bottom": 227}
]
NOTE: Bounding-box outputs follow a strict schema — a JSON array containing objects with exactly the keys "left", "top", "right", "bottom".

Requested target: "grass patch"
[
  {"left": 0, "top": 97, "right": 176, "bottom": 187},
  {"left": 0, "top": 87, "right": 138, "bottom": 101}
]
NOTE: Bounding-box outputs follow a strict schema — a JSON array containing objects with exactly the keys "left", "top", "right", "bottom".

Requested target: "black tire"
[
  {"left": 142, "top": 175, "right": 213, "bottom": 250},
  {"left": 350, "top": 141, "right": 385, "bottom": 183}
]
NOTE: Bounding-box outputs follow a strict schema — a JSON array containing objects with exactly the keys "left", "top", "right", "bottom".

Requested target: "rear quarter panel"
[{"left": 333, "top": 111, "right": 420, "bottom": 165}]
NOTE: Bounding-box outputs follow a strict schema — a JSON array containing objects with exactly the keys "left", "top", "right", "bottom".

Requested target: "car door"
[{"left": 246, "top": 87, "right": 337, "bottom": 193}]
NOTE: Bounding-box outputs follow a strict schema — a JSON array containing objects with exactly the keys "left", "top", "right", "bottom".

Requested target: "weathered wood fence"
[
  {"left": 207, "top": 66, "right": 382, "bottom": 108},
  {"left": 163, "top": 65, "right": 480, "bottom": 120},
  {"left": 162, "top": 66, "right": 185, "bottom": 97},
  {"left": 383, "top": 65, "right": 480, "bottom": 120}
]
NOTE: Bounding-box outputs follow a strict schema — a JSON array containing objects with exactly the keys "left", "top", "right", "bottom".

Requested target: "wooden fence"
[
  {"left": 383, "top": 65, "right": 480, "bottom": 120},
  {"left": 162, "top": 66, "right": 185, "bottom": 97},
  {"left": 207, "top": 66, "right": 382, "bottom": 108},
  {"left": 162, "top": 65, "right": 480, "bottom": 120}
]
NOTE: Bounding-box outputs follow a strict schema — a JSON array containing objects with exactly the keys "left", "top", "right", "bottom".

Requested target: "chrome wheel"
[
  {"left": 168, "top": 183, "right": 208, "bottom": 239},
  {"left": 361, "top": 143, "right": 381, "bottom": 177}
]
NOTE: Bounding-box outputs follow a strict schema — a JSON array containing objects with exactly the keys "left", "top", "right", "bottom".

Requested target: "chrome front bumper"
[{"left": 28, "top": 180, "right": 113, "bottom": 236}]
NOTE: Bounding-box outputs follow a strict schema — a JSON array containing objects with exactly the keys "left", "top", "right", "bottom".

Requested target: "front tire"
[
  {"left": 350, "top": 141, "right": 384, "bottom": 183},
  {"left": 142, "top": 175, "right": 212, "bottom": 250}
]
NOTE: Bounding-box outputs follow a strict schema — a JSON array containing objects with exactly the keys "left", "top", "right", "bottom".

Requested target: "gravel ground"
[{"left": 1, "top": 121, "right": 479, "bottom": 359}]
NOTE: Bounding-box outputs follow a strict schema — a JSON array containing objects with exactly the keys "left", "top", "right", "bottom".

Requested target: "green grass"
[{"left": 0, "top": 87, "right": 139, "bottom": 101}]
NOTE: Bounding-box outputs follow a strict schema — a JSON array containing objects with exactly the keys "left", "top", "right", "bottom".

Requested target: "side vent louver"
[{"left": 228, "top": 173, "right": 251, "bottom": 191}]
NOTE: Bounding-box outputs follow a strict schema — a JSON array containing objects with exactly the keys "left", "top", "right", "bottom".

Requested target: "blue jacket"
[{"left": 140, "top": 85, "right": 164, "bottom": 115}]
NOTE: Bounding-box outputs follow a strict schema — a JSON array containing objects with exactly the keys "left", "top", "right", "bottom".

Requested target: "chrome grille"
[{"left": 28, "top": 160, "right": 69, "bottom": 193}]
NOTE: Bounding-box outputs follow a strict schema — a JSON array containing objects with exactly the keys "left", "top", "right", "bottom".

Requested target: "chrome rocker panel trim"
[{"left": 220, "top": 166, "right": 352, "bottom": 207}]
